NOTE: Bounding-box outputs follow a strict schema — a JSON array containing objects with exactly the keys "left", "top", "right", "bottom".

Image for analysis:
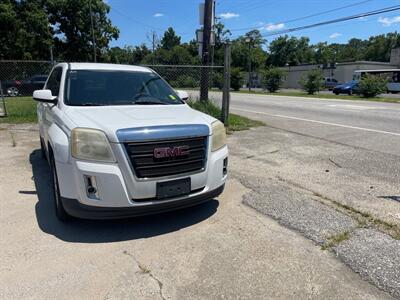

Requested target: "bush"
[
  {"left": 358, "top": 75, "right": 387, "bottom": 98},
  {"left": 231, "top": 67, "right": 243, "bottom": 91},
  {"left": 212, "top": 72, "right": 224, "bottom": 90},
  {"left": 262, "top": 68, "right": 286, "bottom": 92},
  {"left": 300, "top": 69, "right": 324, "bottom": 95},
  {"left": 170, "top": 75, "right": 198, "bottom": 88}
]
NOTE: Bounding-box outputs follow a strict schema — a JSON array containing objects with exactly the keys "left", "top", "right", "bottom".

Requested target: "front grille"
[{"left": 124, "top": 136, "right": 207, "bottom": 178}]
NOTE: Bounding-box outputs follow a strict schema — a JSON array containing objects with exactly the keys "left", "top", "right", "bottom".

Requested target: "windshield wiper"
[
  {"left": 133, "top": 99, "right": 167, "bottom": 105},
  {"left": 79, "top": 103, "right": 105, "bottom": 106}
]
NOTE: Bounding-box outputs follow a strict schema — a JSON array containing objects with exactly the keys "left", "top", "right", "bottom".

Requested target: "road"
[{"left": 213, "top": 93, "right": 400, "bottom": 156}]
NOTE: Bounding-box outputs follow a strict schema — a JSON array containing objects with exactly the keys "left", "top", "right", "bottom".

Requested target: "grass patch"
[
  {"left": 0, "top": 97, "right": 37, "bottom": 123},
  {"left": 321, "top": 231, "right": 351, "bottom": 250},
  {"left": 188, "top": 100, "right": 264, "bottom": 132},
  {"left": 235, "top": 90, "right": 400, "bottom": 103}
]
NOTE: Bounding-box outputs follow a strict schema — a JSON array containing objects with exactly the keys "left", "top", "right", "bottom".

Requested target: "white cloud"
[
  {"left": 264, "top": 23, "right": 285, "bottom": 31},
  {"left": 329, "top": 33, "right": 342, "bottom": 39},
  {"left": 378, "top": 16, "right": 400, "bottom": 26},
  {"left": 153, "top": 13, "right": 164, "bottom": 17},
  {"left": 219, "top": 12, "right": 239, "bottom": 19}
]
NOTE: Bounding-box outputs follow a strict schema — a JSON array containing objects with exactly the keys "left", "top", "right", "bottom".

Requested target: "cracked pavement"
[{"left": 0, "top": 125, "right": 398, "bottom": 299}]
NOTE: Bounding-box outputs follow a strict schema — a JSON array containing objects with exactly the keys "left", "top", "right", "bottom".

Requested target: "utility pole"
[
  {"left": 50, "top": 45, "right": 54, "bottom": 66},
  {"left": 245, "top": 37, "right": 252, "bottom": 91},
  {"left": 151, "top": 31, "right": 157, "bottom": 65},
  {"left": 200, "top": 0, "right": 213, "bottom": 101},
  {"left": 221, "top": 43, "right": 231, "bottom": 125},
  {"left": 89, "top": 0, "right": 97, "bottom": 62}
]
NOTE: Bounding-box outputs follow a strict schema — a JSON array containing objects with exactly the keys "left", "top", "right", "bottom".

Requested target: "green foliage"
[
  {"left": 300, "top": 69, "right": 324, "bottom": 95},
  {"left": 0, "top": 0, "right": 119, "bottom": 61},
  {"left": 104, "top": 44, "right": 151, "bottom": 64},
  {"left": 48, "top": 0, "right": 119, "bottom": 61},
  {"left": 268, "top": 35, "right": 313, "bottom": 66},
  {"left": 187, "top": 100, "right": 264, "bottom": 132},
  {"left": 161, "top": 27, "right": 181, "bottom": 50},
  {"left": 230, "top": 67, "right": 243, "bottom": 91},
  {"left": 0, "top": 0, "right": 53, "bottom": 60},
  {"left": 358, "top": 75, "right": 388, "bottom": 98},
  {"left": 261, "top": 68, "right": 286, "bottom": 92},
  {"left": 170, "top": 75, "right": 198, "bottom": 88},
  {"left": 212, "top": 72, "right": 224, "bottom": 90}
]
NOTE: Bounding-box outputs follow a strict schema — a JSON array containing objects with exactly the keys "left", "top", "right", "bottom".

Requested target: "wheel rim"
[{"left": 7, "top": 87, "right": 18, "bottom": 97}]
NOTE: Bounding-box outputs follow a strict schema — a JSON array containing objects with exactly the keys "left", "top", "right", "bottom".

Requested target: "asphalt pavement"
[{"left": 212, "top": 92, "right": 400, "bottom": 156}]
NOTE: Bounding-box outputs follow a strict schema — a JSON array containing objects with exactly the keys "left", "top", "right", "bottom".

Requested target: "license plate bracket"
[{"left": 156, "top": 178, "right": 191, "bottom": 199}]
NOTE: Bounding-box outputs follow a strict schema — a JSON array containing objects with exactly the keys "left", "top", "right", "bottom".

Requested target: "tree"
[
  {"left": 262, "top": 68, "right": 286, "bottom": 92},
  {"left": 0, "top": 0, "right": 53, "bottom": 60},
  {"left": 230, "top": 67, "right": 243, "bottom": 91},
  {"left": 46, "top": 0, "right": 119, "bottom": 61},
  {"left": 300, "top": 69, "right": 324, "bottom": 95},
  {"left": 267, "top": 35, "right": 313, "bottom": 66},
  {"left": 161, "top": 27, "right": 181, "bottom": 51},
  {"left": 358, "top": 75, "right": 387, "bottom": 98}
]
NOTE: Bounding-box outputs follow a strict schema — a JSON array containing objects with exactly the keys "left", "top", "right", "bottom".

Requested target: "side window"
[{"left": 46, "top": 67, "right": 62, "bottom": 96}]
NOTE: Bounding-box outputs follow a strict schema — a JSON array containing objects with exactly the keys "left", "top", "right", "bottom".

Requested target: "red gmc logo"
[{"left": 153, "top": 146, "right": 190, "bottom": 159}]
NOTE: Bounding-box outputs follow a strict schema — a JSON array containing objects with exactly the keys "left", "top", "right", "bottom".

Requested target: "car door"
[{"left": 40, "top": 67, "right": 62, "bottom": 145}]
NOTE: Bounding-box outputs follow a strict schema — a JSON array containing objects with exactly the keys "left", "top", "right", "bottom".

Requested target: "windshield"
[
  {"left": 65, "top": 70, "right": 183, "bottom": 106},
  {"left": 345, "top": 80, "right": 358, "bottom": 85}
]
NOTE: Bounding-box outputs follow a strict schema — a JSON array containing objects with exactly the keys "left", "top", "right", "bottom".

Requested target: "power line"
[
  {"left": 261, "top": 5, "right": 400, "bottom": 37},
  {"left": 112, "top": 7, "right": 164, "bottom": 31},
  {"left": 229, "top": 0, "right": 374, "bottom": 33},
  {"left": 229, "top": 5, "right": 400, "bottom": 39}
]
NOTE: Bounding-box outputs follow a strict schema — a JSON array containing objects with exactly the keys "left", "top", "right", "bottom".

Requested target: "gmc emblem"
[{"left": 153, "top": 146, "right": 190, "bottom": 159}]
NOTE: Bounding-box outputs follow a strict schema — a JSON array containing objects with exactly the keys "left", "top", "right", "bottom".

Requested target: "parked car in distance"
[
  {"left": 332, "top": 80, "right": 360, "bottom": 95},
  {"left": 323, "top": 77, "right": 339, "bottom": 90},
  {"left": 1, "top": 74, "right": 48, "bottom": 97},
  {"left": 34, "top": 63, "right": 228, "bottom": 221}
]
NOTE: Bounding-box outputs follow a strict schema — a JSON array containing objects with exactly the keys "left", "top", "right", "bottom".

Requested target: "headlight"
[
  {"left": 211, "top": 120, "right": 227, "bottom": 152},
  {"left": 71, "top": 128, "right": 116, "bottom": 162}
]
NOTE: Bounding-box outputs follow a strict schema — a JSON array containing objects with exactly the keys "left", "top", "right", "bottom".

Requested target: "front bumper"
[
  {"left": 61, "top": 184, "right": 224, "bottom": 220},
  {"left": 55, "top": 142, "right": 228, "bottom": 219}
]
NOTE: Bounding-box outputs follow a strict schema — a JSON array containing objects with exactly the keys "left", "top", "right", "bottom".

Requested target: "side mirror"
[
  {"left": 33, "top": 89, "right": 57, "bottom": 103},
  {"left": 176, "top": 90, "right": 189, "bottom": 101}
]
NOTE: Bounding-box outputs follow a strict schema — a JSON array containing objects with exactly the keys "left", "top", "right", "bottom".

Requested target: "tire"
[
  {"left": 40, "top": 137, "right": 47, "bottom": 160},
  {"left": 334, "top": 91, "right": 339, "bottom": 95},
  {"left": 348, "top": 90, "right": 353, "bottom": 96},
  {"left": 50, "top": 153, "right": 70, "bottom": 222},
  {"left": 7, "top": 86, "right": 19, "bottom": 97}
]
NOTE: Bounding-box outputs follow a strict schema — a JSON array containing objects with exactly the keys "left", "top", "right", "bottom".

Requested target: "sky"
[{"left": 107, "top": 0, "right": 400, "bottom": 48}]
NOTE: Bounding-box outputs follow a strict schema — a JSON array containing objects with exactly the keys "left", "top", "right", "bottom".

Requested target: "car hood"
[{"left": 63, "top": 104, "right": 216, "bottom": 143}]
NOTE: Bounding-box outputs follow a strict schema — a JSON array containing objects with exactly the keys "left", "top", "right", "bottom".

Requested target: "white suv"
[{"left": 34, "top": 63, "right": 228, "bottom": 221}]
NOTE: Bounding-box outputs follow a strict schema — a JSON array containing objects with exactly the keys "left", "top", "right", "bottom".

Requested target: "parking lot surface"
[{"left": 0, "top": 125, "right": 396, "bottom": 299}]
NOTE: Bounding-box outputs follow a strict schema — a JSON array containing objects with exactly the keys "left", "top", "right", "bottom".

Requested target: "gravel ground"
[
  {"left": 334, "top": 229, "right": 400, "bottom": 299},
  {"left": 240, "top": 176, "right": 357, "bottom": 245}
]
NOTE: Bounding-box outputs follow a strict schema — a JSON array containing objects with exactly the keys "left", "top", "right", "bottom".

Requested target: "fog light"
[
  {"left": 223, "top": 158, "right": 228, "bottom": 176},
  {"left": 84, "top": 175, "right": 99, "bottom": 199}
]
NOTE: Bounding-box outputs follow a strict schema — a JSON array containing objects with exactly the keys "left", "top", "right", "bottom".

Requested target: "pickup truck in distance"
[{"left": 34, "top": 63, "right": 228, "bottom": 221}]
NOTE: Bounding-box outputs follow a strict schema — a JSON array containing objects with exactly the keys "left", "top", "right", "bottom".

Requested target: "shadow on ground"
[{"left": 29, "top": 149, "right": 219, "bottom": 243}]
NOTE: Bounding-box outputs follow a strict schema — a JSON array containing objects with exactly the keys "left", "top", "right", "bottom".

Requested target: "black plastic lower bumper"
[{"left": 61, "top": 184, "right": 225, "bottom": 220}]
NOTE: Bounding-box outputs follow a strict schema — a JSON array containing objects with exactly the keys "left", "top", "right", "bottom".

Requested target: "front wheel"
[
  {"left": 348, "top": 90, "right": 353, "bottom": 96},
  {"left": 50, "top": 155, "right": 70, "bottom": 222},
  {"left": 7, "top": 87, "right": 19, "bottom": 97}
]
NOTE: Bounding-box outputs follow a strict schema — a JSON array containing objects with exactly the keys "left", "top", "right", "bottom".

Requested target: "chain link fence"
[
  {"left": 0, "top": 60, "right": 224, "bottom": 97},
  {"left": 0, "top": 60, "right": 53, "bottom": 97},
  {"left": 0, "top": 60, "right": 227, "bottom": 118}
]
